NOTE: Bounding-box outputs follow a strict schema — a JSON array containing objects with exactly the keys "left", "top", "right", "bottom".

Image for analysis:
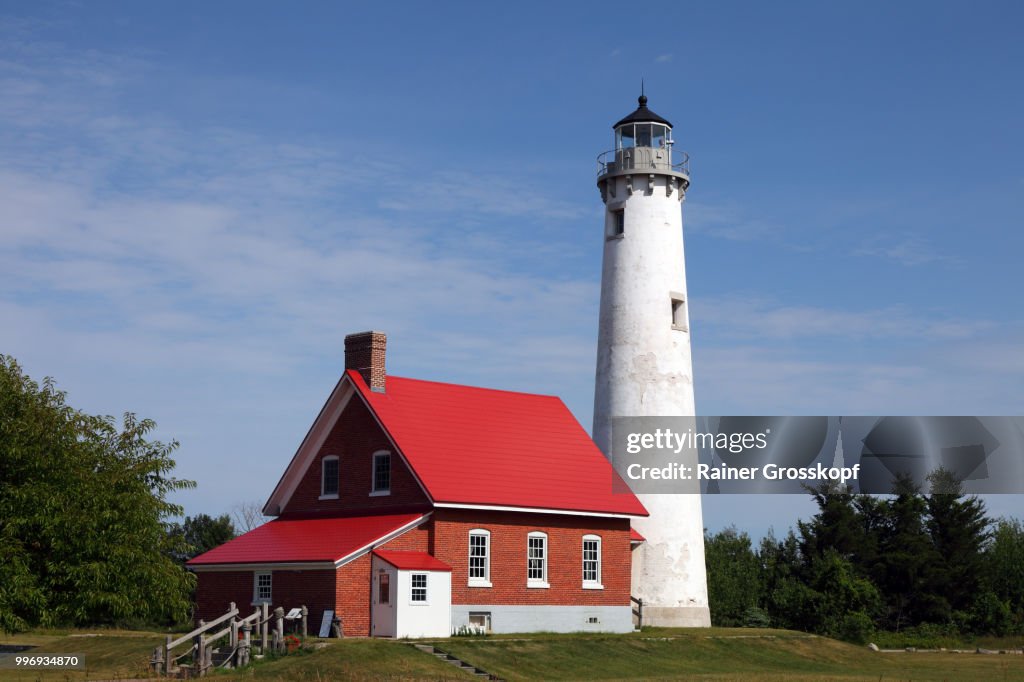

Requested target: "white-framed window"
[
  {"left": 582, "top": 535, "right": 603, "bottom": 588},
  {"left": 320, "top": 455, "right": 339, "bottom": 499},
  {"left": 468, "top": 529, "right": 491, "bottom": 586},
  {"left": 371, "top": 450, "right": 391, "bottom": 496},
  {"left": 253, "top": 572, "right": 272, "bottom": 603},
  {"left": 410, "top": 573, "right": 427, "bottom": 603},
  {"left": 468, "top": 612, "right": 492, "bottom": 633},
  {"left": 527, "top": 531, "right": 548, "bottom": 588}
]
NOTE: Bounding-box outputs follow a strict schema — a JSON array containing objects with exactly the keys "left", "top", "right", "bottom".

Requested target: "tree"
[
  {"left": 805, "top": 550, "right": 882, "bottom": 642},
  {"left": 924, "top": 469, "right": 990, "bottom": 618},
  {"left": 169, "top": 514, "right": 236, "bottom": 562},
  {"left": 0, "top": 355, "right": 195, "bottom": 631},
  {"left": 758, "top": 530, "right": 809, "bottom": 630},
  {"left": 873, "top": 474, "right": 940, "bottom": 630},
  {"left": 705, "top": 527, "right": 761, "bottom": 626},
  {"left": 983, "top": 518, "right": 1024, "bottom": 633},
  {"left": 797, "top": 481, "right": 867, "bottom": 564},
  {"left": 231, "top": 500, "right": 270, "bottom": 534}
]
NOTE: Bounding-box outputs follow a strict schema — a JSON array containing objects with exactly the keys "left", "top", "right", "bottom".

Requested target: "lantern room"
[
  {"left": 597, "top": 94, "right": 689, "bottom": 188},
  {"left": 613, "top": 95, "right": 673, "bottom": 150}
]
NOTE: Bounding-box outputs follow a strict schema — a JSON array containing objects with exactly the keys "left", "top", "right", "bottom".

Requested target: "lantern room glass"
[
  {"left": 616, "top": 123, "right": 669, "bottom": 150},
  {"left": 617, "top": 125, "right": 635, "bottom": 149}
]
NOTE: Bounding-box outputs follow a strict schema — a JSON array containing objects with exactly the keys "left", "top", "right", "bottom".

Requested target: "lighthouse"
[{"left": 592, "top": 94, "right": 711, "bottom": 627}]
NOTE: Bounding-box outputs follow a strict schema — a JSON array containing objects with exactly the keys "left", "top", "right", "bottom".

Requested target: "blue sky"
[{"left": 2, "top": 1, "right": 1022, "bottom": 538}]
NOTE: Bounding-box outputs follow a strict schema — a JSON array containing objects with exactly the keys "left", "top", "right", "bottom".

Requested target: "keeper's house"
[{"left": 188, "top": 331, "right": 647, "bottom": 637}]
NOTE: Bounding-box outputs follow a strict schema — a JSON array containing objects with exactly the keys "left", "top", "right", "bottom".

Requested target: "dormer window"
[
  {"left": 371, "top": 450, "right": 391, "bottom": 496},
  {"left": 320, "top": 456, "right": 339, "bottom": 499}
]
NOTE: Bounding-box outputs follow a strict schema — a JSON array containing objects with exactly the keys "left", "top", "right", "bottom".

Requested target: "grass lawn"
[
  {"left": 0, "top": 630, "right": 472, "bottom": 681},
  {"left": 434, "top": 628, "right": 1024, "bottom": 681},
  {"left": 2, "top": 627, "right": 1022, "bottom": 681},
  {"left": 0, "top": 628, "right": 164, "bottom": 680},
  {"left": 212, "top": 639, "right": 471, "bottom": 681}
]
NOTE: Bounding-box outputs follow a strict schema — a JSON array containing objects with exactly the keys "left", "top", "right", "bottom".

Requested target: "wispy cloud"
[
  {"left": 854, "top": 235, "right": 954, "bottom": 267},
  {"left": 686, "top": 201, "right": 776, "bottom": 241},
  {"left": 694, "top": 296, "right": 989, "bottom": 341},
  {"left": 655, "top": 53, "right": 673, "bottom": 63},
  {"left": 0, "top": 32, "right": 607, "bottom": 514}
]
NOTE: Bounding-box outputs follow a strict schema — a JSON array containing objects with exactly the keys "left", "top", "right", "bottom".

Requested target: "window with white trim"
[
  {"left": 468, "top": 529, "right": 491, "bottom": 586},
  {"left": 468, "top": 612, "right": 492, "bottom": 633},
  {"left": 410, "top": 573, "right": 427, "bottom": 603},
  {"left": 253, "top": 572, "right": 272, "bottom": 603},
  {"left": 583, "top": 535, "right": 602, "bottom": 588},
  {"left": 321, "top": 455, "right": 339, "bottom": 498},
  {"left": 527, "top": 532, "right": 548, "bottom": 587},
  {"left": 371, "top": 451, "right": 391, "bottom": 495}
]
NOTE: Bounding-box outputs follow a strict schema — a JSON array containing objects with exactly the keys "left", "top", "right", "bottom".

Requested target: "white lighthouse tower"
[{"left": 592, "top": 94, "right": 711, "bottom": 627}]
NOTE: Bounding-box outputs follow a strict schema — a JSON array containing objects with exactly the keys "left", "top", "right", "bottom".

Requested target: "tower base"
[{"left": 642, "top": 606, "right": 711, "bottom": 628}]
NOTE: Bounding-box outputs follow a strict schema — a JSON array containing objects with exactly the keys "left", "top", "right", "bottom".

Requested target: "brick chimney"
[{"left": 345, "top": 331, "right": 387, "bottom": 392}]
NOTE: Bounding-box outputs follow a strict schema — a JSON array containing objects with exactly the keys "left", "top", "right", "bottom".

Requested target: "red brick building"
[{"left": 189, "top": 331, "right": 647, "bottom": 637}]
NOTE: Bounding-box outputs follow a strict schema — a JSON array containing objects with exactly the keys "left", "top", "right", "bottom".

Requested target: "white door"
[{"left": 370, "top": 560, "right": 397, "bottom": 637}]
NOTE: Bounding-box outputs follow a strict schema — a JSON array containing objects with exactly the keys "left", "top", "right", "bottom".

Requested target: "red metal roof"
[
  {"left": 349, "top": 370, "right": 647, "bottom": 517},
  {"left": 630, "top": 528, "right": 646, "bottom": 543},
  {"left": 373, "top": 550, "right": 452, "bottom": 571},
  {"left": 188, "top": 513, "right": 424, "bottom": 565}
]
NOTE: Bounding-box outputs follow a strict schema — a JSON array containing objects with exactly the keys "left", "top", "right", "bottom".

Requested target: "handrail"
[
  {"left": 216, "top": 644, "right": 239, "bottom": 669},
  {"left": 238, "top": 610, "right": 263, "bottom": 625},
  {"left": 206, "top": 624, "right": 233, "bottom": 644},
  {"left": 167, "top": 604, "right": 239, "bottom": 650},
  {"left": 631, "top": 595, "right": 644, "bottom": 629},
  {"left": 597, "top": 148, "right": 689, "bottom": 178},
  {"left": 153, "top": 602, "right": 306, "bottom": 676}
]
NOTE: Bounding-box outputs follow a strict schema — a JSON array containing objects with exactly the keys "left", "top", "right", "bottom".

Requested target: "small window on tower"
[
  {"left": 608, "top": 210, "right": 625, "bottom": 240},
  {"left": 671, "top": 294, "right": 688, "bottom": 332}
]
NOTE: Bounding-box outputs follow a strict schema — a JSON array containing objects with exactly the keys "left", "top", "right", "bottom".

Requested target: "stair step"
[{"left": 410, "top": 642, "right": 503, "bottom": 681}]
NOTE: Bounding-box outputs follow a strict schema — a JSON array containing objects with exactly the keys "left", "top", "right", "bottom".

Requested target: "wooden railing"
[
  {"left": 152, "top": 602, "right": 308, "bottom": 677},
  {"left": 631, "top": 596, "right": 644, "bottom": 629}
]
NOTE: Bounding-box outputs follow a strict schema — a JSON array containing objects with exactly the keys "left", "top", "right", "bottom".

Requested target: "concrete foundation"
[
  {"left": 450, "top": 605, "right": 633, "bottom": 634},
  {"left": 642, "top": 606, "right": 712, "bottom": 628}
]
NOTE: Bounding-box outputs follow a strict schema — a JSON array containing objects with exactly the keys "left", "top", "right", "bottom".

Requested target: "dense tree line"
[
  {"left": 706, "top": 476, "right": 1024, "bottom": 642},
  {"left": 0, "top": 356, "right": 197, "bottom": 632}
]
